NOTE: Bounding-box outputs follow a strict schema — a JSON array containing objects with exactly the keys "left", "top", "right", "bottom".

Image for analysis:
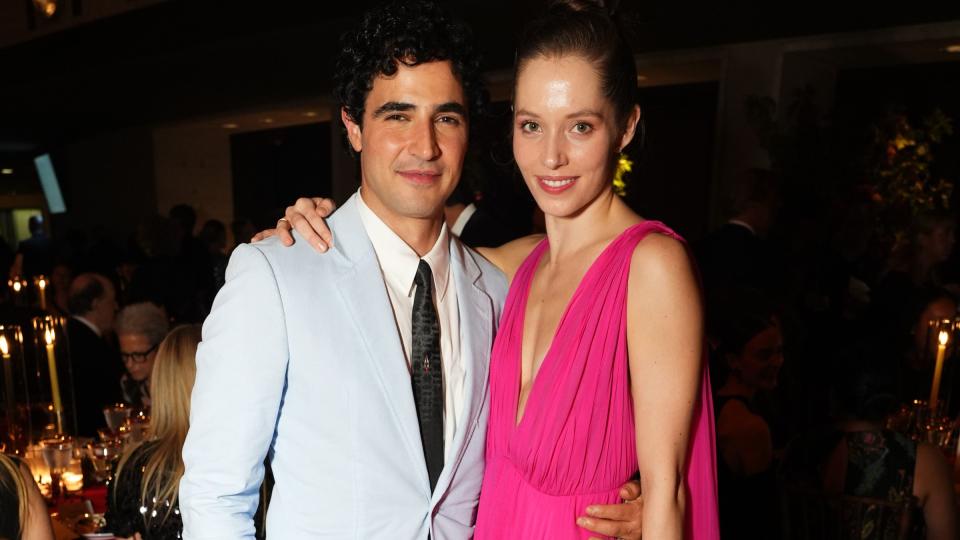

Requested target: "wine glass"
[
  {"left": 102, "top": 403, "right": 131, "bottom": 436},
  {"left": 40, "top": 435, "right": 74, "bottom": 500},
  {"left": 86, "top": 439, "right": 123, "bottom": 484}
]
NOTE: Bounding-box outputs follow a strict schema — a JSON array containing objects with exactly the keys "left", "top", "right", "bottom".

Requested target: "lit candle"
[
  {"left": 61, "top": 471, "right": 83, "bottom": 492},
  {"left": 36, "top": 277, "right": 47, "bottom": 311},
  {"left": 1, "top": 335, "right": 16, "bottom": 432},
  {"left": 44, "top": 327, "right": 63, "bottom": 433},
  {"left": 930, "top": 330, "right": 949, "bottom": 414}
]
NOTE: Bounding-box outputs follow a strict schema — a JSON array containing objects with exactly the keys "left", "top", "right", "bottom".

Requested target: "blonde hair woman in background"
[
  {"left": 0, "top": 453, "right": 54, "bottom": 540},
  {"left": 106, "top": 324, "right": 199, "bottom": 540}
]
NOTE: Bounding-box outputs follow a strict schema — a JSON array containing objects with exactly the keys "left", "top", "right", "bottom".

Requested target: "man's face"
[
  {"left": 119, "top": 333, "right": 157, "bottom": 382},
  {"left": 343, "top": 60, "right": 468, "bottom": 229}
]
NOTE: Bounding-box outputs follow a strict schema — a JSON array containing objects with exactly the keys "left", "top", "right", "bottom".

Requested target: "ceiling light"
[
  {"left": 0, "top": 169, "right": 12, "bottom": 175},
  {"left": 222, "top": 123, "right": 238, "bottom": 129},
  {"left": 946, "top": 44, "right": 960, "bottom": 54}
]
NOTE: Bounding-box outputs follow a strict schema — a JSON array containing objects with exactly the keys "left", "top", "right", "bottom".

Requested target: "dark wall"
[
  {"left": 231, "top": 122, "right": 332, "bottom": 230},
  {"left": 56, "top": 126, "right": 156, "bottom": 244},
  {"left": 625, "top": 82, "right": 720, "bottom": 242}
]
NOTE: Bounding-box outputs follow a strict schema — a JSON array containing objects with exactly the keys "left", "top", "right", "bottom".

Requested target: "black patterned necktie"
[{"left": 411, "top": 259, "right": 444, "bottom": 492}]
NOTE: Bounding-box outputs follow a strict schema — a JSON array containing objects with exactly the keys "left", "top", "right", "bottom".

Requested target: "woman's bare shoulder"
[
  {"left": 476, "top": 234, "right": 545, "bottom": 282},
  {"left": 629, "top": 231, "right": 693, "bottom": 285}
]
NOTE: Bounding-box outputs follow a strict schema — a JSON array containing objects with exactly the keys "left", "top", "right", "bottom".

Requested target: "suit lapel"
[
  {"left": 330, "top": 197, "right": 429, "bottom": 490},
  {"left": 431, "top": 240, "right": 493, "bottom": 502}
]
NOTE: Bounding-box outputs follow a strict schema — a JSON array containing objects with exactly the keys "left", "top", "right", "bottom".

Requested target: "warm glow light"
[
  {"left": 37, "top": 278, "right": 46, "bottom": 290},
  {"left": 303, "top": 111, "right": 318, "bottom": 117},
  {"left": 262, "top": 118, "right": 274, "bottom": 124},
  {"left": 0, "top": 336, "right": 9, "bottom": 356},
  {"left": 222, "top": 123, "right": 238, "bottom": 129},
  {"left": 939, "top": 330, "right": 949, "bottom": 346},
  {"left": 636, "top": 75, "right": 648, "bottom": 82},
  {"left": 11, "top": 282, "right": 21, "bottom": 293},
  {"left": 0, "top": 169, "right": 12, "bottom": 175},
  {"left": 44, "top": 327, "right": 55, "bottom": 346},
  {"left": 946, "top": 44, "right": 960, "bottom": 54}
]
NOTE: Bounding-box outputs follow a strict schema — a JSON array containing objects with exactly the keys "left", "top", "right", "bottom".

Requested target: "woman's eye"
[
  {"left": 520, "top": 121, "right": 540, "bottom": 133},
  {"left": 572, "top": 122, "right": 592, "bottom": 134}
]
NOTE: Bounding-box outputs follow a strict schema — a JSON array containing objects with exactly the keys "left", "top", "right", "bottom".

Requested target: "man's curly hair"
[{"left": 334, "top": 0, "right": 484, "bottom": 133}]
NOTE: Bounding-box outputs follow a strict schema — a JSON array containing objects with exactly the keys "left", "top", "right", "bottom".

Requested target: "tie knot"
[{"left": 414, "top": 259, "right": 433, "bottom": 292}]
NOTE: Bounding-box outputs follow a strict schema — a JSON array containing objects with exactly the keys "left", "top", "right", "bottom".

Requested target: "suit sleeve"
[{"left": 179, "top": 244, "right": 289, "bottom": 540}]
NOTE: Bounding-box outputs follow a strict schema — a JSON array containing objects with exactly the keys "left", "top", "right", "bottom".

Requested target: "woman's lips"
[
  {"left": 397, "top": 170, "right": 441, "bottom": 184},
  {"left": 537, "top": 175, "right": 578, "bottom": 194}
]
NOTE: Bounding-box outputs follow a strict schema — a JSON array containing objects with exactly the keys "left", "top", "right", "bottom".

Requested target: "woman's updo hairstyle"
[{"left": 515, "top": 0, "right": 638, "bottom": 130}]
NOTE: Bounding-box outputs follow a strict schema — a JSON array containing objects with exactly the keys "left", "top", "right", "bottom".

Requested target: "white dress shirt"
[{"left": 357, "top": 191, "right": 464, "bottom": 458}]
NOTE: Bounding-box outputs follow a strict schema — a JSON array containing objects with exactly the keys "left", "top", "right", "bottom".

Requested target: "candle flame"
[
  {"left": 939, "top": 331, "right": 949, "bottom": 346},
  {"left": 0, "top": 335, "right": 8, "bottom": 356},
  {"left": 37, "top": 278, "right": 46, "bottom": 290},
  {"left": 12, "top": 282, "right": 21, "bottom": 293},
  {"left": 44, "top": 327, "right": 55, "bottom": 346}
]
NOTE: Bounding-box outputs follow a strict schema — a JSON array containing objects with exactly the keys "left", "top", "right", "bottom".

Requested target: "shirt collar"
[
  {"left": 72, "top": 315, "right": 102, "bottom": 337},
  {"left": 727, "top": 219, "right": 757, "bottom": 236},
  {"left": 450, "top": 203, "right": 477, "bottom": 237},
  {"left": 356, "top": 189, "right": 451, "bottom": 300}
]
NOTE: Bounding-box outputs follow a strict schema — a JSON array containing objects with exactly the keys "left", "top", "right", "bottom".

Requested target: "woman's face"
[
  {"left": 728, "top": 325, "right": 784, "bottom": 391},
  {"left": 512, "top": 55, "right": 638, "bottom": 219}
]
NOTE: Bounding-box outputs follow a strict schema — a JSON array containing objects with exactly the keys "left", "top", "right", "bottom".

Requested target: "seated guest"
[
  {"left": 67, "top": 273, "right": 125, "bottom": 436},
  {"left": 115, "top": 303, "right": 170, "bottom": 409},
  {"left": 783, "top": 350, "right": 957, "bottom": 539},
  {"left": 0, "top": 453, "right": 54, "bottom": 540},
  {"left": 710, "top": 290, "right": 783, "bottom": 540},
  {"left": 106, "top": 324, "right": 201, "bottom": 539}
]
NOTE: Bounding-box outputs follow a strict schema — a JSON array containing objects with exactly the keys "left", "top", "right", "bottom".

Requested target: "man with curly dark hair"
[{"left": 181, "top": 1, "right": 642, "bottom": 539}]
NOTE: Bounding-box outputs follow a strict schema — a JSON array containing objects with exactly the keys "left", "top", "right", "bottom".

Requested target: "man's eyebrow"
[
  {"left": 372, "top": 102, "right": 415, "bottom": 118},
  {"left": 435, "top": 102, "right": 468, "bottom": 116}
]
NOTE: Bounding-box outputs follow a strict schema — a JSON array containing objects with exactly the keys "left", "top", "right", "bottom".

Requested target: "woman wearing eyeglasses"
[{"left": 115, "top": 302, "right": 170, "bottom": 409}]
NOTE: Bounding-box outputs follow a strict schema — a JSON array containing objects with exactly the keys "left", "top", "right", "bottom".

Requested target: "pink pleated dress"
[{"left": 474, "top": 221, "right": 720, "bottom": 539}]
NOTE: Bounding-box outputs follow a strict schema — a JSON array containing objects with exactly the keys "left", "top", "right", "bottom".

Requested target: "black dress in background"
[
  {"left": 105, "top": 442, "right": 182, "bottom": 540},
  {"left": 715, "top": 395, "right": 780, "bottom": 540}
]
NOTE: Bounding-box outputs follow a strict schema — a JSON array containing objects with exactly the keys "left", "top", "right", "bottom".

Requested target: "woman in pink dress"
[
  {"left": 469, "top": 2, "right": 719, "bottom": 538},
  {"left": 268, "top": 1, "right": 719, "bottom": 537}
]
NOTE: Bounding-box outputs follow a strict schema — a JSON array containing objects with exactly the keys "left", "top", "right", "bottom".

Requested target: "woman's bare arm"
[{"left": 627, "top": 234, "right": 703, "bottom": 540}]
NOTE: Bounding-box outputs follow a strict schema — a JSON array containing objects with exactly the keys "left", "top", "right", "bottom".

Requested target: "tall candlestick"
[
  {"left": 0, "top": 336, "right": 15, "bottom": 435},
  {"left": 930, "top": 330, "right": 949, "bottom": 414},
  {"left": 44, "top": 327, "right": 62, "bottom": 433}
]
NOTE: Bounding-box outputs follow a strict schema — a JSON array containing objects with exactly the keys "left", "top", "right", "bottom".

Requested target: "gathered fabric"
[{"left": 474, "top": 221, "right": 720, "bottom": 539}]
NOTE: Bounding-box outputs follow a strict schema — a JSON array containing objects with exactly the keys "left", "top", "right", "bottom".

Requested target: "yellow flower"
[{"left": 613, "top": 154, "right": 633, "bottom": 197}]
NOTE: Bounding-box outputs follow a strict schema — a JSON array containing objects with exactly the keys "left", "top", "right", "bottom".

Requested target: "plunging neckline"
[{"left": 512, "top": 222, "right": 646, "bottom": 429}]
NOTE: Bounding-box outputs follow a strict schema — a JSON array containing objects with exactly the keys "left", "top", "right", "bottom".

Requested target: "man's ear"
[{"left": 342, "top": 108, "right": 363, "bottom": 153}]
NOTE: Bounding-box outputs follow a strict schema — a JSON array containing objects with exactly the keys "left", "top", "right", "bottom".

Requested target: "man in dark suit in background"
[
  {"left": 696, "top": 168, "right": 781, "bottom": 298},
  {"left": 444, "top": 181, "right": 515, "bottom": 249},
  {"left": 66, "top": 273, "right": 124, "bottom": 436}
]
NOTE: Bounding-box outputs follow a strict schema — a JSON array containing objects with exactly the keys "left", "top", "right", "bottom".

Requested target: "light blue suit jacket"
[{"left": 180, "top": 194, "right": 508, "bottom": 539}]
